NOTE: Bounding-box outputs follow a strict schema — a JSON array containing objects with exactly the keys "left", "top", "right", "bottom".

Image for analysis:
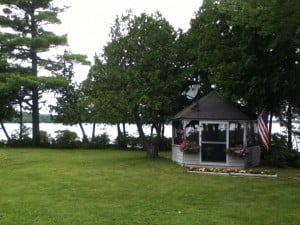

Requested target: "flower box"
[{"left": 179, "top": 140, "right": 200, "bottom": 153}]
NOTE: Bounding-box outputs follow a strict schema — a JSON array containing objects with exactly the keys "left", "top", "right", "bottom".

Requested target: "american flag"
[{"left": 258, "top": 112, "right": 269, "bottom": 150}]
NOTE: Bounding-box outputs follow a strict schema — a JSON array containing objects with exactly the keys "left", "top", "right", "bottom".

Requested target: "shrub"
[
  {"left": 262, "top": 133, "right": 297, "bottom": 167},
  {"left": 114, "top": 135, "right": 171, "bottom": 151},
  {"left": 114, "top": 135, "right": 128, "bottom": 149},
  {"left": 8, "top": 125, "right": 32, "bottom": 147},
  {"left": 52, "top": 130, "right": 81, "bottom": 148},
  {"left": 155, "top": 136, "right": 172, "bottom": 151},
  {"left": 39, "top": 130, "right": 50, "bottom": 147},
  {"left": 8, "top": 137, "right": 33, "bottom": 147},
  {"left": 90, "top": 133, "right": 111, "bottom": 149}
]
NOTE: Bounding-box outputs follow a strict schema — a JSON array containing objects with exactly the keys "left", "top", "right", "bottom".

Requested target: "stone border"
[{"left": 188, "top": 170, "right": 278, "bottom": 178}]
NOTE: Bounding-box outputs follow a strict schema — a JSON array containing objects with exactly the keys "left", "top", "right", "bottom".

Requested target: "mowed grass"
[{"left": 0, "top": 149, "right": 299, "bottom": 225}]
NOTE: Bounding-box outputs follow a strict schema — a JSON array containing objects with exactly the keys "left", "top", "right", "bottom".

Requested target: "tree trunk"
[
  {"left": 133, "top": 107, "right": 158, "bottom": 158},
  {"left": 30, "top": 10, "right": 40, "bottom": 146},
  {"left": 154, "top": 122, "right": 164, "bottom": 152},
  {"left": 116, "top": 123, "right": 127, "bottom": 149},
  {"left": 122, "top": 122, "right": 126, "bottom": 135},
  {"left": 269, "top": 111, "right": 273, "bottom": 145},
  {"left": 19, "top": 101, "right": 23, "bottom": 140},
  {"left": 79, "top": 122, "right": 88, "bottom": 142},
  {"left": 117, "top": 123, "right": 122, "bottom": 138},
  {"left": 91, "top": 122, "right": 96, "bottom": 142},
  {"left": 32, "top": 88, "right": 40, "bottom": 145},
  {"left": 31, "top": 51, "right": 40, "bottom": 145},
  {"left": 146, "top": 145, "right": 159, "bottom": 158},
  {"left": 150, "top": 124, "right": 154, "bottom": 137},
  {"left": 287, "top": 102, "right": 292, "bottom": 151},
  {"left": 0, "top": 122, "right": 11, "bottom": 144}
]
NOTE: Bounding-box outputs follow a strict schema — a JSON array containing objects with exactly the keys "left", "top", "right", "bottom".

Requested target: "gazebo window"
[
  {"left": 202, "top": 123, "right": 226, "bottom": 142},
  {"left": 185, "top": 120, "right": 199, "bottom": 144},
  {"left": 173, "top": 121, "right": 184, "bottom": 145},
  {"left": 229, "top": 122, "right": 244, "bottom": 147},
  {"left": 247, "top": 121, "right": 259, "bottom": 147}
]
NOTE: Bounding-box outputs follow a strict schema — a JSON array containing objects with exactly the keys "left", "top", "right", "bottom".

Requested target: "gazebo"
[{"left": 172, "top": 91, "right": 261, "bottom": 169}]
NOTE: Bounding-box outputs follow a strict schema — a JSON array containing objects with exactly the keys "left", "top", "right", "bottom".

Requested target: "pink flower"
[{"left": 180, "top": 140, "right": 200, "bottom": 153}]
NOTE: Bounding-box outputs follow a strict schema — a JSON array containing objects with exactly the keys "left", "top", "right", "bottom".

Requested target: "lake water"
[
  {"left": 0, "top": 122, "right": 299, "bottom": 150},
  {"left": 0, "top": 123, "right": 172, "bottom": 142}
]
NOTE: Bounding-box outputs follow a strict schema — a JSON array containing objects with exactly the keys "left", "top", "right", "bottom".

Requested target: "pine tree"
[{"left": 0, "top": 0, "right": 68, "bottom": 145}]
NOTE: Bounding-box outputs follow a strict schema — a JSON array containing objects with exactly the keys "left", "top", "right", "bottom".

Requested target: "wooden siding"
[
  {"left": 182, "top": 152, "right": 200, "bottom": 166},
  {"left": 172, "top": 145, "right": 184, "bottom": 165},
  {"left": 246, "top": 146, "right": 261, "bottom": 167},
  {"left": 172, "top": 145, "right": 261, "bottom": 169},
  {"left": 227, "top": 155, "right": 247, "bottom": 169}
]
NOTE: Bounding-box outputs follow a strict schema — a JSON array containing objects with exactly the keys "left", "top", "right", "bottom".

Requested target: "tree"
[
  {"left": 50, "top": 51, "right": 90, "bottom": 141},
  {"left": 88, "top": 11, "right": 184, "bottom": 157},
  {"left": 0, "top": 57, "right": 18, "bottom": 143},
  {"left": 186, "top": 0, "right": 300, "bottom": 150},
  {"left": 83, "top": 57, "right": 131, "bottom": 144},
  {"left": 0, "top": 0, "right": 68, "bottom": 145}
]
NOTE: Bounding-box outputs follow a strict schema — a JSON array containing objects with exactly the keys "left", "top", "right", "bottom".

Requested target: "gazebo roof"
[{"left": 173, "top": 91, "right": 257, "bottom": 121}]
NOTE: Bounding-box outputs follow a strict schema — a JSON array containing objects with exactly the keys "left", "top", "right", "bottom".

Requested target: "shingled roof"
[{"left": 173, "top": 91, "right": 257, "bottom": 121}]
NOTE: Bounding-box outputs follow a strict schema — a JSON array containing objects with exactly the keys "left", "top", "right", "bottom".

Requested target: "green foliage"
[
  {"left": 185, "top": 0, "right": 300, "bottom": 149},
  {"left": 39, "top": 130, "right": 50, "bottom": 147},
  {"left": 114, "top": 135, "right": 141, "bottom": 150},
  {"left": 8, "top": 125, "right": 32, "bottom": 147},
  {"left": 87, "top": 11, "right": 184, "bottom": 157},
  {"left": 52, "top": 130, "right": 80, "bottom": 148},
  {"left": 263, "top": 133, "right": 298, "bottom": 167},
  {"left": 153, "top": 136, "right": 172, "bottom": 151},
  {"left": 0, "top": 66, "right": 19, "bottom": 122},
  {"left": 50, "top": 51, "right": 91, "bottom": 127},
  {"left": 8, "top": 137, "right": 32, "bottom": 147},
  {"left": 10, "top": 125, "right": 31, "bottom": 140},
  {"left": 90, "top": 133, "right": 111, "bottom": 149},
  {"left": 0, "top": 0, "right": 69, "bottom": 145},
  {"left": 187, "top": 0, "right": 300, "bottom": 113}
]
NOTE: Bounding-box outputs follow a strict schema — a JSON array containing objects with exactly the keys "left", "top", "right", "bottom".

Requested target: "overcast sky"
[
  {"left": 42, "top": 0, "right": 203, "bottom": 112},
  {"left": 53, "top": 0, "right": 203, "bottom": 60}
]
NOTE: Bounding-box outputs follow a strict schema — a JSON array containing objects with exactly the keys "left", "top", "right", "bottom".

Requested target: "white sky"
[
  {"left": 42, "top": 0, "right": 203, "bottom": 113},
  {"left": 51, "top": 0, "right": 203, "bottom": 80}
]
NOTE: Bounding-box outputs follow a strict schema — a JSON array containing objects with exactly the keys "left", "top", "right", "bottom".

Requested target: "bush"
[
  {"left": 8, "top": 137, "right": 33, "bottom": 147},
  {"left": 39, "top": 130, "right": 50, "bottom": 147},
  {"left": 52, "top": 130, "right": 81, "bottom": 149},
  {"left": 114, "top": 135, "right": 128, "bottom": 149},
  {"left": 114, "top": 135, "right": 172, "bottom": 151},
  {"left": 90, "top": 133, "right": 111, "bottom": 149},
  {"left": 156, "top": 136, "right": 172, "bottom": 151},
  {"left": 262, "top": 133, "right": 298, "bottom": 167},
  {"left": 114, "top": 135, "right": 140, "bottom": 150},
  {"left": 0, "top": 140, "right": 6, "bottom": 148}
]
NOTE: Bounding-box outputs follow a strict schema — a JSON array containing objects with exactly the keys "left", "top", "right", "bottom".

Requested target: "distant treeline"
[{"left": 9, "top": 113, "right": 54, "bottom": 123}]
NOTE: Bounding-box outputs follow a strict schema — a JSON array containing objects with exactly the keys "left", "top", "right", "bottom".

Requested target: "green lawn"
[{"left": 0, "top": 149, "right": 299, "bottom": 225}]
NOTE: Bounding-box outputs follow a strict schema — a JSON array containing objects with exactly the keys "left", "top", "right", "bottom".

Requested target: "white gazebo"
[{"left": 172, "top": 91, "right": 261, "bottom": 169}]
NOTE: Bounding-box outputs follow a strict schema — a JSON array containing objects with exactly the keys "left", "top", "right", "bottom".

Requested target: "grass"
[{"left": 0, "top": 149, "right": 299, "bottom": 225}]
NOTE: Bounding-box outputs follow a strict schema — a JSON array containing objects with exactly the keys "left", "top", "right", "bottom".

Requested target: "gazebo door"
[{"left": 200, "top": 122, "right": 227, "bottom": 163}]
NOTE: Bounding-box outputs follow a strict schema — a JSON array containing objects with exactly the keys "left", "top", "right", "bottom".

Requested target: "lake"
[
  {"left": 0, "top": 122, "right": 299, "bottom": 150},
  {"left": 0, "top": 123, "right": 172, "bottom": 142}
]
